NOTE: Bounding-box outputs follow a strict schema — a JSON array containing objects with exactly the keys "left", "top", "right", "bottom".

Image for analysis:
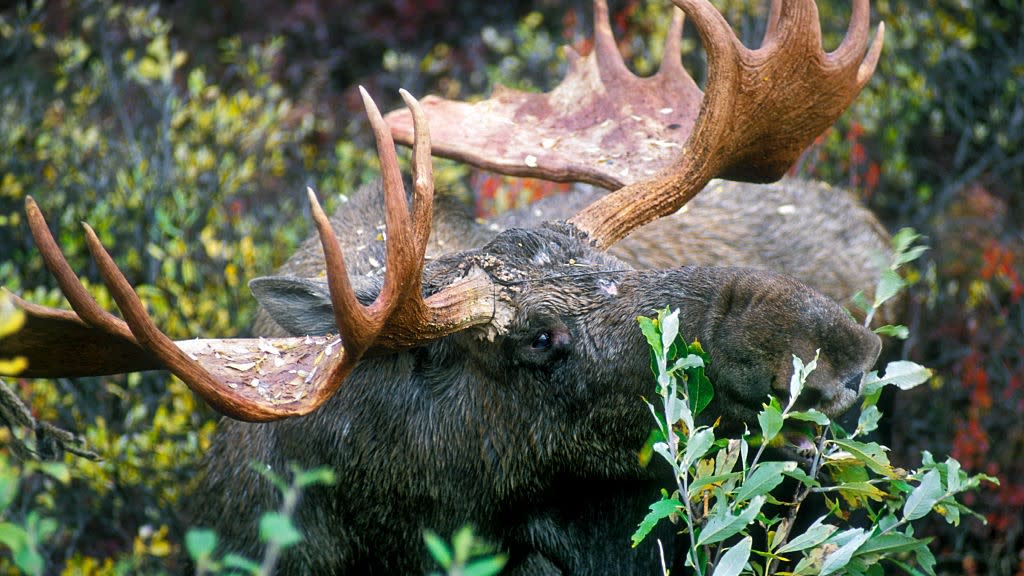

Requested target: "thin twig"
[{"left": 0, "top": 378, "right": 100, "bottom": 461}]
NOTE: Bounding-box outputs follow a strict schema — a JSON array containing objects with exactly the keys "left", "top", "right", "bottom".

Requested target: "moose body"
[
  {"left": 195, "top": 212, "right": 881, "bottom": 573},
  {"left": 2, "top": 0, "right": 890, "bottom": 573}
]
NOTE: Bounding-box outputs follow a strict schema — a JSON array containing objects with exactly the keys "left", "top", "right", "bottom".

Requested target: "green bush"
[{"left": 631, "top": 228, "right": 994, "bottom": 574}]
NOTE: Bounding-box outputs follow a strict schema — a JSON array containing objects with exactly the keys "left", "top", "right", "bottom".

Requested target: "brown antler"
[
  {"left": 572, "top": 0, "right": 883, "bottom": 247},
  {"left": 1, "top": 91, "right": 497, "bottom": 422},
  {"left": 386, "top": 0, "right": 883, "bottom": 249}
]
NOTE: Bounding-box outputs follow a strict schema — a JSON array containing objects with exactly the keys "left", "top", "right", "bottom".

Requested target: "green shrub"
[{"left": 632, "top": 231, "right": 996, "bottom": 574}]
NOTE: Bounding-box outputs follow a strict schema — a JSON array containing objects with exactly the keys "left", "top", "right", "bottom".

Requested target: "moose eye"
[
  {"left": 531, "top": 331, "right": 552, "bottom": 350},
  {"left": 516, "top": 322, "right": 570, "bottom": 366}
]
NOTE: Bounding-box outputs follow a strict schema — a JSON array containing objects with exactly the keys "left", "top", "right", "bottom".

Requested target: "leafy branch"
[{"left": 632, "top": 228, "right": 996, "bottom": 575}]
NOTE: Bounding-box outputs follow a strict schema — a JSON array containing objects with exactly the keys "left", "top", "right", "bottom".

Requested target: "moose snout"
[{"left": 810, "top": 330, "right": 882, "bottom": 418}]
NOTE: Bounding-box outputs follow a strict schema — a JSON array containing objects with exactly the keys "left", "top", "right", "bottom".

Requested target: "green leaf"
[
  {"left": 820, "top": 528, "right": 871, "bottom": 575},
  {"left": 943, "top": 457, "right": 962, "bottom": 493},
  {"left": 831, "top": 439, "right": 895, "bottom": 477},
  {"left": 851, "top": 291, "right": 872, "bottom": 315},
  {"left": 862, "top": 361, "right": 933, "bottom": 395},
  {"left": 632, "top": 496, "right": 683, "bottom": 547},
  {"left": 891, "top": 228, "right": 922, "bottom": 255},
  {"left": 715, "top": 439, "right": 743, "bottom": 476},
  {"left": 30, "top": 462, "right": 70, "bottom": 484},
  {"left": 855, "top": 405, "right": 883, "bottom": 436},
  {"left": 423, "top": 529, "right": 452, "bottom": 567},
  {"left": 295, "top": 466, "right": 336, "bottom": 488},
  {"left": 782, "top": 466, "right": 820, "bottom": 488},
  {"left": 776, "top": 517, "right": 837, "bottom": 554},
  {"left": 873, "top": 324, "right": 910, "bottom": 339},
  {"left": 686, "top": 363, "right": 715, "bottom": 416},
  {"left": 734, "top": 461, "right": 796, "bottom": 503},
  {"left": 855, "top": 532, "right": 927, "bottom": 557},
  {"left": 711, "top": 535, "right": 752, "bottom": 576},
  {"left": 894, "top": 245, "right": 928, "bottom": 267},
  {"left": 638, "top": 316, "right": 662, "bottom": 360},
  {"left": 935, "top": 498, "right": 962, "bottom": 526},
  {"left": 873, "top": 269, "right": 905, "bottom": 309},
  {"left": 915, "top": 541, "right": 938, "bottom": 576},
  {"left": 789, "top": 352, "right": 818, "bottom": 410},
  {"left": 835, "top": 481, "right": 888, "bottom": 504},
  {"left": 464, "top": 555, "right": 509, "bottom": 576},
  {"left": 661, "top": 309, "right": 680, "bottom": 356},
  {"left": 757, "top": 399, "right": 783, "bottom": 444},
  {"left": 903, "top": 469, "right": 943, "bottom": 521},
  {"left": 187, "top": 67, "right": 206, "bottom": 96},
  {"left": 13, "top": 545, "right": 43, "bottom": 576},
  {"left": 185, "top": 529, "right": 218, "bottom": 561},
  {"left": 670, "top": 354, "right": 704, "bottom": 373},
  {"left": 0, "top": 522, "right": 28, "bottom": 552},
  {"left": 0, "top": 473, "right": 19, "bottom": 512},
  {"left": 251, "top": 462, "right": 288, "bottom": 493},
  {"left": 697, "top": 495, "right": 765, "bottom": 546},
  {"left": 684, "top": 428, "right": 716, "bottom": 469},
  {"left": 788, "top": 409, "right": 830, "bottom": 426},
  {"left": 222, "top": 553, "right": 261, "bottom": 572},
  {"left": 35, "top": 518, "right": 57, "bottom": 541},
  {"left": 689, "top": 473, "right": 743, "bottom": 500},
  {"left": 259, "top": 512, "right": 303, "bottom": 548},
  {"left": 452, "top": 525, "right": 475, "bottom": 565}
]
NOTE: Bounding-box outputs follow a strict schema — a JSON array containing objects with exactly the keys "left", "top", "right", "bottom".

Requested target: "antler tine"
[
  {"left": 657, "top": 6, "right": 688, "bottom": 79},
  {"left": 832, "top": 0, "right": 871, "bottom": 70},
  {"left": 593, "top": 0, "right": 631, "bottom": 79},
  {"left": 353, "top": 89, "right": 498, "bottom": 350},
  {"left": 358, "top": 87, "right": 421, "bottom": 317},
  {"left": 399, "top": 88, "right": 435, "bottom": 255},
  {"left": 308, "top": 187, "right": 371, "bottom": 349},
  {"left": 307, "top": 89, "right": 432, "bottom": 355},
  {"left": 569, "top": 0, "right": 885, "bottom": 248},
  {"left": 764, "top": 0, "right": 783, "bottom": 43},
  {"left": 25, "top": 197, "right": 135, "bottom": 342}
]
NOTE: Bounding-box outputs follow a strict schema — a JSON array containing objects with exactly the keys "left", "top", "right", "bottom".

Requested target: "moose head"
[{"left": 2, "top": 0, "right": 884, "bottom": 572}]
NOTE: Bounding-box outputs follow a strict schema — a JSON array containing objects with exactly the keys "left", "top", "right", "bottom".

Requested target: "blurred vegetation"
[{"left": 0, "top": 0, "right": 1020, "bottom": 573}]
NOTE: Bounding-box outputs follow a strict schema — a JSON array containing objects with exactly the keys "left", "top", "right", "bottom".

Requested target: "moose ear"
[{"left": 249, "top": 276, "right": 337, "bottom": 336}]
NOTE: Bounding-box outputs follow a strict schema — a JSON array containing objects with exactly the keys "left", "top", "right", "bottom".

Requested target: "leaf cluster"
[{"left": 634, "top": 305, "right": 995, "bottom": 575}]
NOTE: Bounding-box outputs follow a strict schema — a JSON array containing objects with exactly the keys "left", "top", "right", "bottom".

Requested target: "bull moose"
[{"left": 2, "top": 0, "right": 887, "bottom": 572}]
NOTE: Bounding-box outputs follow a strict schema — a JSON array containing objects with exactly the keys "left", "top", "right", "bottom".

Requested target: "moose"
[{"left": 1, "top": 0, "right": 888, "bottom": 572}]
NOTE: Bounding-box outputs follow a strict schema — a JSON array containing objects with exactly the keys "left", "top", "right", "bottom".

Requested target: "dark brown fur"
[{"left": 189, "top": 180, "right": 885, "bottom": 574}]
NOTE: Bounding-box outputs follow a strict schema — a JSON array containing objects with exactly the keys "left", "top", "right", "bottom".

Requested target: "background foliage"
[{"left": 0, "top": 0, "right": 1021, "bottom": 573}]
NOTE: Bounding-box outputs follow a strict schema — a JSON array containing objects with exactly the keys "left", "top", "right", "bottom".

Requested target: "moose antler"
[
  {"left": 387, "top": 0, "right": 883, "bottom": 248},
  {"left": 0, "top": 91, "right": 497, "bottom": 422}
]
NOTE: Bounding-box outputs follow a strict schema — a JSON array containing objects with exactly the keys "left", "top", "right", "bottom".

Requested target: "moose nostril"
[{"left": 842, "top": 373, "right": 863, "bottom": 393}]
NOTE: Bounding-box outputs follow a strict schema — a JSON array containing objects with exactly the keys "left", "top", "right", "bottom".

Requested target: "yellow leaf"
[
  {"left": 0, "top": 357, "right": 28, "bottom": 376},
  {"left": 137, "top": 57, "right": 163, "bottom": 81},
  {"left": 171, "top": 50, "right": 188, "bottom": 70},
  {"left": 0, "top": 300, "right": 25, "bottom": 338}
]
